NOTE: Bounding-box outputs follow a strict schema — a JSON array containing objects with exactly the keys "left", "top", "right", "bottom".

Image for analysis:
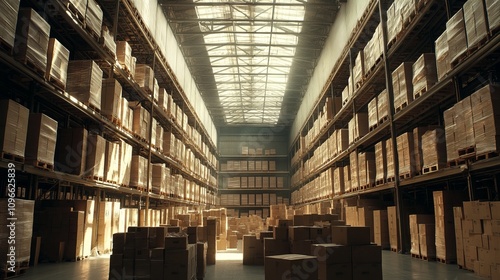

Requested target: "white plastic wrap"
[
  {"left": 85, "top": 0, "right": 103, "bottom": 37},
  {"left": 400, "top": 0, "right": 417, "bottom": 25},
  {"left": 67, "top": 60, "right": 103, "bottom": 110},
  {"left": 446, "top": 9, "right": 467, "bottom": 65},
  {"left": 443, "top": 107, "right": 457, "bottom": 161},
  {"left": 0, "top": 100, "right": 29, "bottom": 157},
  {"left": 485, "top": 0, "right": 500, "bottom": 33},
  {"left": 0, "top": 199, "right": 34, "bottom": 264},
  {"left": 353, "top": 51, "right": 365, "bottom": 86},
  {"left": 412, "top": 53, "right": 437, "bottom": 98},
  {"left": 46, "top": 38, "right": 70, "bottom": 89},
  {"left": 85, "top": 134, "right": 106, "bottom": 179},
  {"left": 396, "top": 132, "right": 415, "bottom": 175},
  {"left": 130, "top": 155, "right": 148, "bottom": 189},
  {"left": 377, "top": 89, "right": 389, "bottom": 122},
  {"left": 101, "top": 25, "right": 116, "bottom": 59},
  {"left": 350, "top": 151, "right": 359, "bottom": 190},
  {"left": 471, "top": 84, "right": 500, "bottom": 154},
  {"left": 101, "top": 79, "right": 122, "bottom": 121},
  {"left": 375, "top": 141, "right": 386, "bottom": 182},
  {"left": 156, "top": 123, "right": 164, "bottom": 153},
  {"left": 116, "top": 41, "right": 132, "bottom": 72},
  {"left": 105, "top": 141, "right": 120, "bottom": 183},
  {"left": 392, "top": 62, "right": 414, "bottom": 111},
  {"left": 119, "top": 140, "right": 132, "bottom": 186},
  {"left": 368, "top": 96, "right": 378, "bottom": 128},
  {"left": 0, "top": 0, "right": 20, "bottom": 50},
  {"left": 14, "top": 8, "right": 50, "bottom": 73},
  {"left": 421, "top": 128, "right": 447, "bottom": 169},
  {"left": 130, "top": 101, "right": 151, "bottom": 142},
  {"left": 463, "top": 0, "right": 488, "bottom": 48},
  {"left": 386, "top": 1, "right": 402, "bottom": 45},
  {"left": 26, "top": 113, "right": 58, "bottom": 165},
  {"left": 386, "top": 138, "right": 395, "bottom": 179}
]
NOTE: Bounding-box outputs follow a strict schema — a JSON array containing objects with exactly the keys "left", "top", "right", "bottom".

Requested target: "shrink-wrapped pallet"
[
  {"left": 14, "top": 8, "right": 50, "bottom": 73},
  {"left": 386, "top": 1, "right": 402, "bottom": 46},
  {"left": 116, "top": 41, "right": 132, "bottom": 72},
  {"left": 156, "top": 123, "right": 164, "bottom": 153},
  {"left": 471, "top": 84, "right": 500, "bottom": 154},
  {"left": 0, "top": 100, "right": 29, "bottom": 158},
  {"left": 435, "top": 32, "right": 451, "bottom": 81},
  {"left": 377, "top": 89, "right": 389, "bottom": 123},
  {"left": 0, "top": 0, "right": 20, "bottom": 51},
  {"left": 333, "top": 167, "right": 344, "bottom": 195},
  {"left": 67, "top": 60, "right": 103, "bottom": 110},
  {"left": 120, "top": 97, "right": 132, "bottom": 131},
  {"left": 25, "top": 113, "right": 58, "bottom": 166},
  {"left": 343, "top": 165, "right": 351, "bottom": 193},
  {"left": 101, "top": 78, "right": 122, "bottom": 121},
  {"left": 85, "top": 0, "right": 103, "bottom": 38},
  {"left": 342, "top": 84, "right": 350, "bottom": 106},
  {"left": 130, "top": 101, "right": 151, "bottom": 142},
  {"left": 0, "top": 199, "right": 34, "bottom": 266},
  {"left": 324, "top": 96, "right": 342, "bottom": 120},
  {"left": 62, "top": 0, "right": 86, "bottom": 18},
  {"left": 368, "top": 97, "right": 378, "bottom": 129},
  {"left": 130, "top": 155, "right": 148, "bottom": 189},
  {"left": 135, "top": 64, "right": 155, "bottom": 93},
  {"left": 85, "top": 134, "right": 106, "bottom": 179},
  {"left": 413, "top": 126, "right": 440, "bottom": 173},
  {"left": 375, "top": 141, "right": 386, "bottom": 183},
  {"left": 433, "top": 191, "right": 465, "bottom": 262},
  {"left": 421, "top": 128, "right": 447, "bottom": 172},
  {"left": 350, "top": 152, "right": 359, "bottom": 190},
  {"left": 358, "top": 151, "right": 375, "bottom": 187},
  {"left": 386, "top": 139, "right": 395, "bottom": 179},
  {"left": 130, "top": 56, "right": 137, "bottom": 78},
  {"left": 454, "top": 96, "right": 475, "bottom": 152},
  {"left": 153, "top": 78, "right": 159, "bottom": 104},
  {"left": 152, "top": 163, "right": 167, "bottom": 194},
  {"left": 353, "top": 51, "right": 365, "bottom": 86},
  {"left": 97, "top": 201, "right": 112, "bottom": 253},
  {"left": 396, "top": 132, "right": 415, "bottom": 176},
  {"left": 46, "top": 38, "right": 70, "bottom": 89},
  {"left": 485, "top": 0, "right": 500, "bottom": 33},
  {"left": 400, "top": 0, "right": 417, "bottom": 25},
  {"left": 463, "top": 0, "right": 488, "bottom": 49},
  {"left": 104, "top": 141, "right": 120, "bottom": 183},
  {"left": 447, "top": 9, "right": 467, "bottom": 66},
  {"left": 443, "top": 107, "right": 458, "bottom": 161},
  {"left": 392, "top": 62, "right": 413, "bottom": 112},
  {"left": 55, "top": 128, "right": 88, "bottom": 175},
  {"left": 151, "top": 118, "right": 157, "bottom": 147},
  {"left": 119, "top": 140, "right": 132, "bottom": 186},
  {"left": 100, "top": 25, "right": 116, "bottom": 59},
  {"left": 409, "top": 214, "right": 434, "bottom": 256},
  {"left": 412, "top": 53, "right": 437, "bottom": 98}
]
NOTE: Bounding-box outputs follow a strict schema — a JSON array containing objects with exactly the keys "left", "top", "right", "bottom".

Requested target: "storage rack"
[
  {"left": 217, "top": 128, "right": 290, "bottom": 218},
  {"left": 0, "top": 0, "right": 219, "bottom": 214},
  {"left": 289, "top": 0, "right": 500, "bottom": 253}
]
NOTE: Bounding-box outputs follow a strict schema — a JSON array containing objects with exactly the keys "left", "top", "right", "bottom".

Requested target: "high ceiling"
[{"left": 160, "top": 0, "right": 340, "bottom": 127}]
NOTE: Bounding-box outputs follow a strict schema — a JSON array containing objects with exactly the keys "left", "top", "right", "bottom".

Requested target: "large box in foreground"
[{"left": 265, "top": 254, "right": 318, "bottom": 280}]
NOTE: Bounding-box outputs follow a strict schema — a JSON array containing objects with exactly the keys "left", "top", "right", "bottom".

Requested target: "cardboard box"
[
  {"left": 373, "top": 210, "right": 390, "bottom": 249},
  {"left": 290, "top": 240, "right": 314, "bottom": 255},
  {"left": 273, "top": 227, "right": 288, "bottom": 241},
  {"left": 311, "top": 244, "right": 351, "bottom": 264},
  {"left": 55, "top": 128, "right": 88, "bottom": 175},
  {"left": 419, "top": 224, "right": 436, "bottom": 259},
  {"left": 289, "top": 226, "right": 310, "bottom": 241},
  {"left": 46, "top": 38, "right": 70, "bottom": 89},
  {"left": 352, "top": 263, "right": 383, "bottom": 280},
  {"left": 0, "top": 100, "right": 29, "bottom": 158},
  {"left": 25, "top": 113, "right": 58, "bottom": 166},
  {"left": 265, "top": 254, "right": 318, "bottom": 280},
  {"left": 67, "top": 60, "right": 103, "bottom": 110},
  {"left": 0, "top": 0, "right": 20, "bottom": 51},
  {"left": 165, "top": 236, "right": 188, "bottom": 250},
  {"left": 331, "top": 226, "right": 370, "bottom": 245},
  {"left": 447, "top": 9, "right": 467, "bottom": 65},
  {"left": 351, "top": 244, "right": 382, "bottom": 264},
  {"left": 264, "top": 238, "right": 290, "bottom": 256}
]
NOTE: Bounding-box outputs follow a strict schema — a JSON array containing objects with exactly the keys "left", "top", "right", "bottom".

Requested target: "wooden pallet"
[
  {"left": 395, "top": 102, "right": 408, "bottom": 113},
  {"left": 104, "top": 115, "right": 121, "bottom": 127},
  {"left": 436, "top": 258, "right": 456, "bottom": 264},
  {"left": 399, "top": 172, "right": 412, "bottom": 180},
  {"left": 106, "top": 180, "right": 118, "bottom": 185},
  {"left": 1, "top": 152, "right": 24, "bottom": 163},
  {"left": 386, "top": 176, "right": 396, "bottom": 183},
  {"left": 475, "top": 151, "right": 499, "bottom": 161},
  {"left": 422, "top": 164, "right": 440, "bottom": 174},
  {"left": 66, "top": 1, "right": 85, "bottom": 26},
  {"left": 86, "top": 175, "right": 104, "bottom": 182},
  {"left": 390, "top": 248, "right": 398, "bottom": 253},
  {"left": 402, "top": 11, "right": 416, "bottom": 29},
  {"left": 387, "top": 37, "right": 396, "bottom": 51},
  {"left": 458, "top": 146, "right": 476, "bottom": 159},
  {"left": 467, "top": 36, "right": 488, "bottom": 56},
  {"left": 133, "top": 134, "right": 148, "bottom": 143},
  {"left": 375, "top": 178, "right": 386, "bottom": 186},
  {"left": 447, "top": 158, "right": 466, "bottom": 167},
  {"left": 85, "top": 25, "right": 100, "bottom": 42},
  {"left": 47, "top": 75, "right": 66, "bottom": 91},
  {"left": 420, "top": 255, "right": 436, "bottom": 262},
  {"left": 0, "top": 38, "right": 13, "bottom": 55},
  {"left": 20, "top": 58, "right": 46, "bottom": 77},
  {"left": 29, "top": 160, "right": 54, "bottom": 171},
  {"left": 413, "top": 85, "right": 430, "bottom": 99},
  {"left": 1, "top": 262, "right": 29, "bottom": 279},
  {"left": 450, "top": 51, "right": 468, "bottom": 68},
  {"left": 411, "top": 253, "right": 421, "bottom": 259},
  {"left": 369, "top": 123, "right": 378, "bottom": 132}
]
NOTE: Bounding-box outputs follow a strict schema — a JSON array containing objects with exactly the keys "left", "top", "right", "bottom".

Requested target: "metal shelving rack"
[
  {"left": 0, "top": 0, "right": 219, "bottom": 211},
  {"left": 288, "top": 0, "right": 500, "bottom": 253}
]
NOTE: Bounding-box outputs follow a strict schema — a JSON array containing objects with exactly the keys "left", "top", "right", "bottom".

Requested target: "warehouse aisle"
[{"left": 15, "top": 250, "right": 482, "bottom": 280}]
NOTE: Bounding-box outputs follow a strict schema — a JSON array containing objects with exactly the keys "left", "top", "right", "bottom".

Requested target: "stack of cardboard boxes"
[
  {"left": 409, "top": 214, "right": 434, "bottom": 257},
  {"left": 454, "top": 201, "right": 500, "bottom": 279}
]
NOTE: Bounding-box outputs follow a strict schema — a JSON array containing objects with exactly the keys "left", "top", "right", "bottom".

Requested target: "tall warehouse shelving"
[
  {"left": 290, "top": 0, "right": 499, "bottom": 255},
  {"left": 0, "top": 0, "right": 219, "bottom": 260}
]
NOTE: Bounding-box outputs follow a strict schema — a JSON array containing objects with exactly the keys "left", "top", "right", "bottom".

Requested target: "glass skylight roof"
[{"left": 195, "top": 0, "right": 306, "bottom": 124}]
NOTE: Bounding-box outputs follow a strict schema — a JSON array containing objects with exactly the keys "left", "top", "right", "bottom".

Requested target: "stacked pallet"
[
  {"left": 348, "top": 113, "right": 369, "bottom": 145},
  {"left": 374, "top": 141, "right": 387, "bottom": 185},
  {"left": 421, "top": 128, "right": 447, "bottom": 173},
  {"left": 392, "top": 62, "right": 413, "bottom": 112},
  {"left": 101, "top": 79, "right": 122, "bottom": 123},
  {"left": 358, "top": 151, "right": 375, "bottom": 189},
  {"left": 67, "top": 60, "right": 103, "bottom": 110},
  {"left": 353, "top": 51, "right": 365, "bottom": 87},
  {"left": 409, "top": 214, "right": 434, "bottom": 258},
  {"left": 116, "top": 41, "right": 134, "bottom": 74},
  {"left": 412, "top": 53, "right": 437, "bottom": 98},
  {"left": 100, "top": 26, "right": 116, "bottom": 59},
  {"left": 471, "top": 84, "right": 500, "bottom": 156},
  {"left": 130, "top": 101, "right": 151, "bottom": 142},
  {"left": 413, "top": 126, "right": 439, "bottom": 175},
  {"left": 46, "top": 38, "right": 70, "bottom": 89},
  {"left": 373, "top": 210, "right": 390, "bottom": 249},
  {"left": 386, "top": 0, "right": 403, "bottom": 46},
  {"left": 14, "top": 8, "right": 50, "bottom": 75},
  {"left": 25, "top": 113, "right": 58, "bottom": 169},
  {"left": 396, "top": 132, "right": 415, "bottom": 179},
  {"left": 55, "top": 127, "right": 88, "bottom": 175},
  {"left": 363, "top": 23, "right": 383, "bottom": 76},
  {"left": 0, "top": 199, "right": 34, "bottom": 274},
  {"left": 435, "top": 32, "right": 451, "bottom": 81},
  {"left": 104, "top": 141, "right": 120, "bottom": 184},
  {"left": 130, "top": 155, "right": 150, "bottom": 191},
  {"left": 447, "top": 9, "right": 467, "bottom": 66},
  {"left": 85, "top": 0, "right": 103, "bottom": 38},
  {"left": 463, "top": 0, "right": 488, "bottom": 51},
  {"left": 432, "top": 190, "right": 465, "bottom": 263},
  {"left": 84, "top": 134, "right": 106, "bottom": 180},
  {"left": 0, "top": 0, "right": 20, "bottom": 52},
  {"left": 486, "top": 0, "right": 500, "bottom": 32}
]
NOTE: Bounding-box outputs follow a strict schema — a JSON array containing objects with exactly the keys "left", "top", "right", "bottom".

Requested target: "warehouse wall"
[{"left": 290, "top": 0, "right": 370, "bottom": 143}]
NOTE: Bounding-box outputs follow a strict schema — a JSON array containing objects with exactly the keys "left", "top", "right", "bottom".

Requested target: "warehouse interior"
[{"left": 0, "top": 0, "right": 499, "bottom": 279}]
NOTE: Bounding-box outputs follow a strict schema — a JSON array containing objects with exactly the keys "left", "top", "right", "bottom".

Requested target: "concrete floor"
[{"left": 16, "top": 245, "right": 482, "bottom": 280}]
